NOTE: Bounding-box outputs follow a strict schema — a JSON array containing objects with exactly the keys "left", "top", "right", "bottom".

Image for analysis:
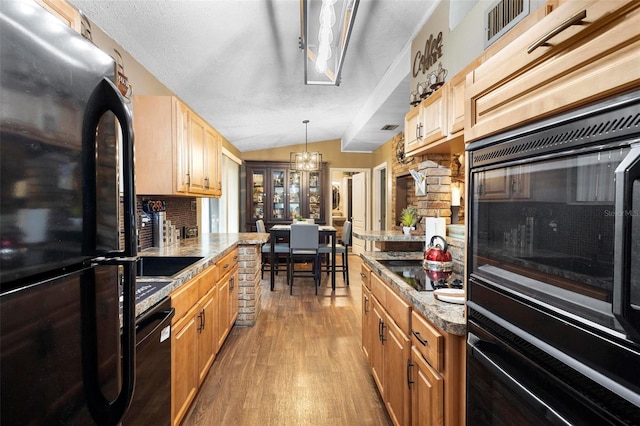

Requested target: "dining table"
[{"left": 269, "top": 224, "right": 337, "bottom": 291}]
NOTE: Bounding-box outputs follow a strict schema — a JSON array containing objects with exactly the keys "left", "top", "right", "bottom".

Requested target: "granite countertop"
[
  {"left": 353, "top": 230, "right": 427, "bottom": 242},
  {"left": 353, "top": 227, "right": 465, "bottom": 243},
  {"left": 360, "top": 251, "right": 466, "bottom": 336},
  {"left": 127, "top": 233, "right": 269, "bottom": 321}
]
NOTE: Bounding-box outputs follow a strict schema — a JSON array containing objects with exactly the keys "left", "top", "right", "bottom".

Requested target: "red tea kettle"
[{"left": 423, "top": 235, "right": 453, "bottom": 272}]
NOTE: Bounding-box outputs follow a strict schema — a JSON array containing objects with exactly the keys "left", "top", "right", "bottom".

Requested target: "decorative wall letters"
[{"left": 412, "top": 32, "right": 444, "bottom": 77}]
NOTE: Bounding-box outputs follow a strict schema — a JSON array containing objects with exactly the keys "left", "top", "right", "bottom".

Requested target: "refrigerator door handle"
[
  {"left": 613, "top": 143, "right": 640, "bottom": 341},
  {"left": 81, "top": 261, "right": 136, "bottom": 425},
  {"left": 82, "top": 77, "right": 137, "bottom": 258}
]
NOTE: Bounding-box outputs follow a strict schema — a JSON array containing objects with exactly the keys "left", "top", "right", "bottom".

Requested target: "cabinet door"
[
  {"left": 205, "top": 128, "right": 222, "bottom": 197},
  {"left": 384, "top": 314, "right": 411, "bottom": 426},
  {"left": 404, "top": 106, "right": 422, "bottom": 154},
  {"left": 217, "top": 272, "right": 231, "bottom": 348},
  {"left": 229, "top": 267, "right": 239, "bottom": 325},
  {"left": 420, "top": 88, "right": 447, "bottom": 147},
  {"left": 188, "top": 113, "right": 207, "bottom": 194},
  {"left": 249, "top": 168, "right": 267, "bottom": 226},
  {"left": 288, "top": 170, "right": 302, "bottom": 220},
  {"left": 197, "top": 291, "right": 216, "bottom": 384},
  {"left": 174, "top": 99, "right": 190, "bottom": 193},
  {"left": 411, "top": 347, "right": 443, "bottom": 426},
  {"left": 362, "top": 285, "right": 373, "bottom": 363},
  {"left": 307, "top": 171, "right": 322, "bottom": 221},
  {"left": 370, "top": 297, "right": 386, "bottom": 395},
  {"left": 271, "top": 168, "right": 288, "bottom": 222},
  {"left": 172, "top": 314, "right": 198, "bottom": 426}
]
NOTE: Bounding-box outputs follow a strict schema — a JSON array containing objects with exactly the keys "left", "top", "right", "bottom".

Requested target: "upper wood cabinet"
[
  {"left": 465, "top": 0, "right": 640, "bottom": 143},
  {"left": 404, "top": 65, "right": 470, "bottom": 157},
  {"left": 35, "top": 0, "right": 82, "bottom": 33},
  {"left": 133, "top": 95, "right": 222, "bottom": 197}
]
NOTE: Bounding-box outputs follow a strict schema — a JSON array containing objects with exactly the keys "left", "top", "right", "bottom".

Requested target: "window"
[{"left": 202, "top": 152, "right": 240, "bottom": 233}]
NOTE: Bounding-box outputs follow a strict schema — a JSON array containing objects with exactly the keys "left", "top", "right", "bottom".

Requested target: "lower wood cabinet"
[
  {"left": 410, "top": 346, "right": 444, "bottom": 426},
  {"left": 170, "top": 248, "right": 239, "bottom": 426},
  {"left": 364, "top": 272, "right": 411, "bottom": 426},
  {"left": 362, "top": 268, "right": 465, "bottom": 426}
]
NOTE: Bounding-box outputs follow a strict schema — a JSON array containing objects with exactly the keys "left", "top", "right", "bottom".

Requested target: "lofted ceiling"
[{"left": 70, "top": 0, "right": 437, "bottom": 153}]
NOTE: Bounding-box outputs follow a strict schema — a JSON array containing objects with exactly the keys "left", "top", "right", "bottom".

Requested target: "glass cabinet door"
[
  {"left": 289, "top": 170, "right": 301, "bottom": 220},
  {"left": 271, "top": 169, "right": 286, "bottom": 221},
  {"left": 250, "top": 170, "right": 265, "bottom": 221},
  {"left": 308, "top": 171, "right": 321, "bottom": 220}
]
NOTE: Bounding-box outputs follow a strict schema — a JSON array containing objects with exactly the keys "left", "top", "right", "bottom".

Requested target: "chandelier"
[{"left": 290, "top": 120, "right": 322, "bottom": 171}]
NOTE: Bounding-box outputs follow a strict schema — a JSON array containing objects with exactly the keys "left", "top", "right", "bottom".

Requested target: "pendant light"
[{"left": 290, "top": 120, "right": 322, "bottom": 171}]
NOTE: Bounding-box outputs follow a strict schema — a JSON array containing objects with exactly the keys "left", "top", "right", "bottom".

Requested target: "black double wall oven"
[{"left": 466, "top": 90, "right": 640, "bottom": 424}]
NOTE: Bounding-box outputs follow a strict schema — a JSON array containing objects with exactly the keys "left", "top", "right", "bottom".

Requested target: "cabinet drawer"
[
  {"left": 198, "top": 264, "right": 218, "bottom": 299},
  {"left": 411, "top": 311, "right": 443, "bottom": 371},
  {"left": 360, "top": 264, "right": 371, "bottom": 290},
  {"left": 466, "top": 0, "right": 640, "bottom": 142},
  {"left": 217, "top": 248, "right": 238, "bottom": 279},
  {"left": 171, "top": 277, "right": 200, "bottom": 324},
  {"left": 385, "top": 286, "right": 411, "bottom": 336},
  {"left": 370, "top": 273, "right": 387, "bottom": 306}
]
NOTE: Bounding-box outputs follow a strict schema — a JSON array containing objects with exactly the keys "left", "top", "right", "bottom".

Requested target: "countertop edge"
[
  {"left": 129, "top": 233, "right": 265, "bottom": 321},
  {"left": 360, "top": 252, "right": 466, "bottom": 336}
]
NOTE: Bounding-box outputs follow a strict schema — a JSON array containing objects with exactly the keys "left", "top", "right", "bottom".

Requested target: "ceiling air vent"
[
  {"left": 484, "top": 0, "right": 530, "bottom": 49},
  {"left": 380, "top": 124, "right": 399, "bottom": 131}
]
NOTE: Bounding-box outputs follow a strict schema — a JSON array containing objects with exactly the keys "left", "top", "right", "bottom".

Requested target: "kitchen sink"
[{"left": 136, "top": 256, "right": 204, "bottom": 277}]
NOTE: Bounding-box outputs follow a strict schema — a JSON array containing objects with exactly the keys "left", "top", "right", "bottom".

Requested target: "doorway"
[{"left": 329, "top": 167, "right": 370, "bottom": 253}]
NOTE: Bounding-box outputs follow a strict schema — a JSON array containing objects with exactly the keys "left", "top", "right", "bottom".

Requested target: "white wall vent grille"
[{"left": 484, "top": 0, "right": 530, "bottom": 49}]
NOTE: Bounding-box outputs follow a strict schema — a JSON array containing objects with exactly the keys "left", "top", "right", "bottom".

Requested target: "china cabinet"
[{"left": 245, "top": 161, "right": 327, "bottom": 231}]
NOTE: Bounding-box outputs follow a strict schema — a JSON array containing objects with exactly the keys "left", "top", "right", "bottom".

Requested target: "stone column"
[{"left": 235, "top": 243, "right": 262, "bottom": 326}]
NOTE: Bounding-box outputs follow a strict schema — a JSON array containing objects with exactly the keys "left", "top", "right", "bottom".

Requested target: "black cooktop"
[{"left": 377, "top": 260, "right": 463, "bottom": 292}]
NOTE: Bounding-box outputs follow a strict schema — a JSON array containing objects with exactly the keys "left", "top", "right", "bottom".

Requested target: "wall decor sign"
[{"left": 412, "top": 31, "right": 444, "bottom": 77}]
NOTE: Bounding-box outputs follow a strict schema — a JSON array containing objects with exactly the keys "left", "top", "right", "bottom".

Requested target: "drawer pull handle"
[
  {"left": 527, "top": 9, "right": 587, "bottom": 54},
  {"left": 360, "top": 272, "right": 366, "bottom": 279},
  {"left": 412, "top": 330, "right": 428, "bottom": 346},
  {"left": 407, "top": 359, "right": 414, "bottom": 388}
]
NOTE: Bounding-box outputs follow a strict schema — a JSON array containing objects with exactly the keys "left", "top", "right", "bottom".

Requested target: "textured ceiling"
[{"left": 70, "top": 0, "right": 437, "bottom": 152}]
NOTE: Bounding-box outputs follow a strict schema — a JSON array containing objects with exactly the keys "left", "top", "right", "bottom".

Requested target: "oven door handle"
[
  {"left": 467, "top": 332, "right": 572, "bottom": 425},
  {"left": 613, "top": 144, "right": 640, "bottom": 341}
]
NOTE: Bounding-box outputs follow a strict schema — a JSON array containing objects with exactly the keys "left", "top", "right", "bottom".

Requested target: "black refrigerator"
[{"left": 0, "top": 1, "right": 137, "bottom": 424}]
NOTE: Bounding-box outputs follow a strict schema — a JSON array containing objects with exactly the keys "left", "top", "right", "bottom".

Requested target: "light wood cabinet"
[
  {"left": 171, "top": 265, "right": 220, "bottom": 426},
  {"left": 367, "top": 273, "right": 411, "bottom": 426},
  {"left": 410, "top": 346, "right": 443, "bottom": 426},
  {"left": 133, "top": 95, "right": 222, "bottom": 197},
  {"left": 409, "top": 310, "right": 465, "bottom": 426},
  {"left": 217, "top": 248, "right": 239, "bottom": 349},
  {"left": 404, "top": 106, "right": 423, "bottom": 154},
  {"left": 35, "top": 0, "right": 82, "bottom": 33},
  {"left": 170, "top": 248, "right": 239, "bottom": 426},
  {"left": 404, "top": 75, "right": 466, "bottom": 157},
  {"left": 465, "top": 0, "right": 640, "bottom": 143},
  {"left": 363, "top": 268, "right": 465, "bottom": 426},
  {"left": 361, "top": 264, "right": 373, "bottom": 363}
]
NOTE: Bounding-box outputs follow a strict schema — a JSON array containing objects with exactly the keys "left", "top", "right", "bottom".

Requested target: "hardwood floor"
[{"left": 182, "top": 255, "right": 392, "bottom": 425}]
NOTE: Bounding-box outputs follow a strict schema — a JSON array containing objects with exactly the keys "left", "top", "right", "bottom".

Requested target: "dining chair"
[
  {"left": 288, "top": 223, "right": 320, "bottom": 295},
  {"left": 256, "top": 220, "right": 289, "bottom": 279},
  {"left": 319, "top": 220, "right": 351, "bottom": 286}
]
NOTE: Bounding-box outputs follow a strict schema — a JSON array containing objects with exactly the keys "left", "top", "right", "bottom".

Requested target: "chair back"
[
  {"left": 256, "top": 219, "right": 266, "bottom": 233},
  {"left": 342, "top": 221, "right": 352, "bottom": 246},
  {"left": 290, "top": 224, "right": 319, "bottom": 250}
]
